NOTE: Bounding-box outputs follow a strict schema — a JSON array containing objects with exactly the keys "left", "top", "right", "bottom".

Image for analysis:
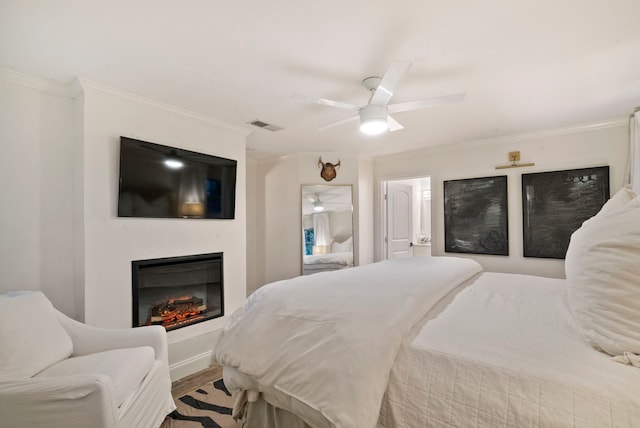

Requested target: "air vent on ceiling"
[{"left": 248, "top": 119, "right": 283, "bottom": 132}]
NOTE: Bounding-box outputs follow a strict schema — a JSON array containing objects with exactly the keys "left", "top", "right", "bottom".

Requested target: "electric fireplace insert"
[{"left": 132, "top": 252, "right": 224, "bottom": 331}]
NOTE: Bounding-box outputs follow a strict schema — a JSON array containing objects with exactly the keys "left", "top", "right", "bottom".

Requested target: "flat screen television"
[{"left": 117, "top": 137, "right": 237, "bottom": 219}]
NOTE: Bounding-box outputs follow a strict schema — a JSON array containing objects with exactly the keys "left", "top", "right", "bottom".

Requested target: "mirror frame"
[{"left": 301, "top": 184, "right": 355, "bottom": 276}]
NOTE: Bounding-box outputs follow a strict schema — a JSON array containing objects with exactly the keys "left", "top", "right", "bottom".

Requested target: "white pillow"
[
  {"left": 565, "top": 191, "right": 640, "bottom": 356},
  {"left": 0, "top": 292, "right": 74, "bottom": 376},
  {"left": 331, "top": 236, "right": 353, "bottom": 253},
  {"left": 581, "top": 185, "right": 636, "bottom": 227}
]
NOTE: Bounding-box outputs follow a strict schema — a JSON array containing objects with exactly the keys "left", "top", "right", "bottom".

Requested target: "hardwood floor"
[{"left": 170, "top": 365, "right": 223, "bottom": 398}]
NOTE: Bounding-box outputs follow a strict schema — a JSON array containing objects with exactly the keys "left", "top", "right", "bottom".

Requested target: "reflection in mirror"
[{"left": 301, "top": 185, "right": 354, "bottom": 276}]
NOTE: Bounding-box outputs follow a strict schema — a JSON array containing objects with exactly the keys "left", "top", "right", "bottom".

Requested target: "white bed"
[
  {"left": 214, "top": 258, "right": 640, "bottom": 427},
  {"left": 215, "top": 187, "right": 640, "bottom": 427},
  {"left": 379, "top": 272, "right": 640, "bottom": 427},
  {"left": 302, "top": 251, "right": 354, "bottom": 275}
]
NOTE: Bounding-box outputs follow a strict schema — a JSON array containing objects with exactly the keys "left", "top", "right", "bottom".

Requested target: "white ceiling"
[
  {"left": 2, "top": 1, "right": 639, "bottom": 159},
  {"left": 302, "top": 184, "right": 353, "bottom": 216}
]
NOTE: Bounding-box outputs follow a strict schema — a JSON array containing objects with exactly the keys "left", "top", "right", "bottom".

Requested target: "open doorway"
[{"left": 382, "top": 176, "right": 432, "bottom": 259}]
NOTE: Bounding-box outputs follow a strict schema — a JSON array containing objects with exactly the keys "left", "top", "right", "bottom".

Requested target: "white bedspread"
[
  {"left": 379, "top": 272, "right": 640, "bottom": 427},
  {"left": 214, "top": 257, "right": 482, "bottom": 428},
  {"left": 303, "top": 251, "right": 353, "bottom": 266}
]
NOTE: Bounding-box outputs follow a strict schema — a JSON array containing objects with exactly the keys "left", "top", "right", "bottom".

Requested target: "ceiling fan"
[
  {"left": 300, "top": 61, "right": 465, "bottom": 135},
  {"left": 312, "top": 194, "right": 324, "bottom": 212},
  {"left": 304, "top": 190, "right": 348, "bottom": 213}
]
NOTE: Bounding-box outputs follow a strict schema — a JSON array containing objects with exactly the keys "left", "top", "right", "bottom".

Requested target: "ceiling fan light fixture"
[
  {"left": 360, "top": 119, "right": 388, "bottom": 135},
  {"left": 164, "top": 158, "right": 184, "bottom": 169},
  {"left": 359, "top": 105, "right": 389, "bottom": 135},
  {"left": 163, "top": 151, "right": 184, "bottom": 169},
  {"left": 313, "top": 194, "right": 324, "bottom": 212}
]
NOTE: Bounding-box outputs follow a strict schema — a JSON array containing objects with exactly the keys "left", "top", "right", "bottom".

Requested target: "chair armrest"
[
  {"left": 55, "top": 311, "right": 169, "bottom": 366},
  {"left": 0, "top": 375, "right": 116, "bottom": 428}
]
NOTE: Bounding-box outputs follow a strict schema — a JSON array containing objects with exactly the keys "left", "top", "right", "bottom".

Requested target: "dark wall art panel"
[
  {"left": 444, "top": 175, "right": 509, "bottom": 256},
  {"left": 522, "top": 166, "right": 610, "bottom": 259}
]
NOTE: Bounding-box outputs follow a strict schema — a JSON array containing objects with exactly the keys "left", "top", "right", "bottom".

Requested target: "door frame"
[{"left": 379, "top": 174, "right": 432, "bottom": 260}]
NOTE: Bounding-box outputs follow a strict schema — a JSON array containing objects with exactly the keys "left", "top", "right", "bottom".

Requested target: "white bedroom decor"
[{"left": 565, "top": 186, "right": 640, "bottom": 356}]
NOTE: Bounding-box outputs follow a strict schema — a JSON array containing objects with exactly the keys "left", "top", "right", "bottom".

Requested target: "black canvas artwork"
[
  {"left": 522, "top": 166, "right": 610, "bottom": 259},
  {"left": 444, "top": 175, "right": 509, "bottom": 256}
]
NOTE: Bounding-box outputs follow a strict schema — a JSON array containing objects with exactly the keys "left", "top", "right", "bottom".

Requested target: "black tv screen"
[{"left": 117, "top": 137, "right": 237, "bottom": 219}]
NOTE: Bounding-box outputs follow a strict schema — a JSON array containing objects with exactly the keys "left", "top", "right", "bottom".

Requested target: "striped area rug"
[{"left": 161, "top": 378, "right": 242, "bottom": 428}]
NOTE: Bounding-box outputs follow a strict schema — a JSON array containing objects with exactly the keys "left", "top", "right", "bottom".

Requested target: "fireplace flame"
[{"left": 148, "top": 295, "right": 207, "bottom": 330}]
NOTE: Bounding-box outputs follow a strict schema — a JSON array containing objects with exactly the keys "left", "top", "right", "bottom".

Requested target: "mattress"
[{"left": 378, "top": 272, "right": 640, "bottom": 427}]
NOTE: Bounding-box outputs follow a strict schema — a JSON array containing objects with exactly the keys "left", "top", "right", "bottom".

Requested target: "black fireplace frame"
[{"left": 131, "top": 252, "right": 224, "bottom": 331}]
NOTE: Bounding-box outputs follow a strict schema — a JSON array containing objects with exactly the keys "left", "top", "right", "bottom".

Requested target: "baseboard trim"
[{"left": 169, "top": 350, "right": 215, "bottom": 382}]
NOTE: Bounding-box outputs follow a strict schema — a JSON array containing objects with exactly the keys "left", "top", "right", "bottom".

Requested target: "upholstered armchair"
[{"left": 0, "top": 291, "right": 176, "bottom": 428}]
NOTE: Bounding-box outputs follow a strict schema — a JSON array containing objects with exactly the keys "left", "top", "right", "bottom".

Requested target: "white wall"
[
  {"left": 0, "top": 70, "right": 77, "bottom": 316},
  {"left": 246, "top": 158, "right": 259, "bottom": 295},
  {"left": 256, "top": 155, "right": 300, "bottom": 284},
  {"left": 422, "top": 198, "right": 432, "bottom": 241},
  {"left": 374, "top": 121, "right": 629, "bottom": 278},
  {"left": 77, "top": 80, "right": 249, "bottom": 378},
  {"left": 358, "top": 157, "right": 374, "bottom": 265},
  {"left": 411, "top": 183, "right": 421, "bottom": 243}
]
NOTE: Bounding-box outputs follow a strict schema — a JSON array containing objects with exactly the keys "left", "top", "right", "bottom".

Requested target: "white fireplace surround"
[{"left": 78, "top": 80, "right": 249, "bottom": 380}]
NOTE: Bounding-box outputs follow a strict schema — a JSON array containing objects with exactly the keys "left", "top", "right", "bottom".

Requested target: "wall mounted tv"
[{"left": 117, "top": 137, "right": 237, "bottom": 219}]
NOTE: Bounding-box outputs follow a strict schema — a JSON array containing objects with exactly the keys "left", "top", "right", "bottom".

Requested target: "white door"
[{"left": 387, "top": 182, "right": 413, "bottom": 258}]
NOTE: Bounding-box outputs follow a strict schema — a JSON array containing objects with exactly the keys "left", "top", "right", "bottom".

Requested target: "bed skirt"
[{"left": 243, "top": 397, "right": 312, "bottom": 428}]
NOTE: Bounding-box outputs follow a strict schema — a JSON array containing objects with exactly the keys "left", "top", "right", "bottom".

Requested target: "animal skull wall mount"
[{"left": 318, "top": 157, "right": 341, "bottom": 182}]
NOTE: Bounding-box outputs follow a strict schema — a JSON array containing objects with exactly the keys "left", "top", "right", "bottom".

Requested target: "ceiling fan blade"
[
  {"left": 369, "top": 61, "right": 412, "bottom": 106},
  {"left": 291, "top": 92, "right": 358, "bottom": 111},
  {"left": 388, "top": 93, "right": 466, "bottom": 113},
  {"left": 318, "top": 115, "right": 359, "bottom": 131},
  {"left": 317, "top": 98, "right": 359, "bottom": 111},
  {"left": 388, "top": 115, "right": 404, "bottom": 132}
]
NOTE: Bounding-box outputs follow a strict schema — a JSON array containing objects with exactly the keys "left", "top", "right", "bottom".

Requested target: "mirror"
[{"left": 301, "top": 184, "right": 354, "bottom": 275}]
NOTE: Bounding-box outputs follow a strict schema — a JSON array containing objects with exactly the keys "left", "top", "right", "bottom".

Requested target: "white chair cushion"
[
  {"left": 0, "top": 292, "right": 73, "bottom": 377},
  {"left": 36, "top": 346, "right": 155, "bottom": 407},
  {"left": 566, "top": 189, "right": 640, "bottom": 356}
]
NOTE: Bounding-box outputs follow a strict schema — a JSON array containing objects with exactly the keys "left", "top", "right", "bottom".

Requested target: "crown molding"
[
  {"left": 452, "top": 118, "right": 628, "bottom": 150},
  {"left": 255, "top": 153, "right": 300, "bottom": 164},
  {"left": 0, "top": 69, "right": 253, "bottom": 136},
  {"left": 379, "top": 117, "right": 629, "bottom": 161},
  {"left": 75, "top": 78, "right": 252, "bottom": 136},
  {"left": 0, "top": 68, "right": 73, "bottom": 98}
]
